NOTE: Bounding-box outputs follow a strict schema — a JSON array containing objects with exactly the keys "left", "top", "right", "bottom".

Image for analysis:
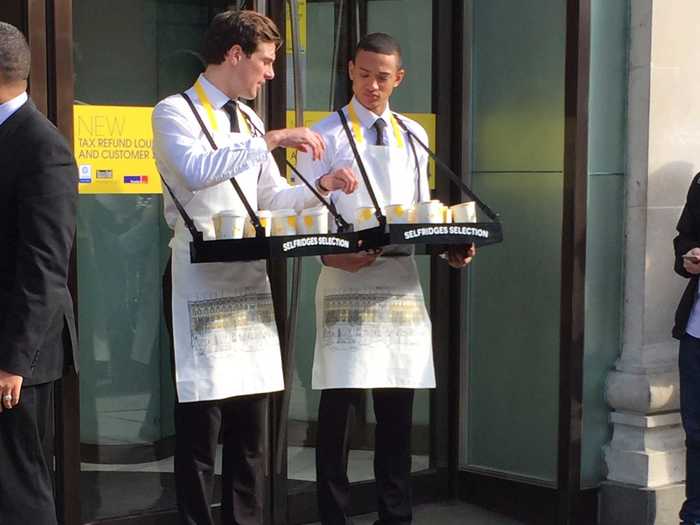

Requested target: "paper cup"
[
  {"left": 386, "top": 204, "right": 411, "bottom": 224},
  {"left": 443, "top": 205, "right": 452, "bottom": 224},
  {"left": 408, "top": 207, "right": 417, "bottom": 223},
  {"left": 298, "top": 207, "right": 328, "bottom": 234},
  {"left": 270, "top": 209, "right": 297, "bottom": 236},
  {"left": 415, "top": 200, "right": 444, "bottom": 223},
  {"left": 451, "top": 201, "right": 477, "bottom": 223},
  {"left": 243, "top": 218, "right": 256, "bottom": 238},
  {"left": 214, "top": 210, "right": 246, "bottom": 239},
  {"left": 356, "top": 206, "right": 380, "bottom": 230},
  {"left": 197, "top": 218, "right": 217, "bottom": 240},
  {"left": 244, "top": 210, "right": 272, "bottom": 237},
  {"left": 257, "top": 210, "right": 272, "bottom": 236}
]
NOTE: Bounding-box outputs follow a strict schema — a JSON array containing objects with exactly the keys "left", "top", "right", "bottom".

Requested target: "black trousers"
[
  {"left": 0, "top": 381, "right": 57, "bottom": 525},
  {"left": 316, "top": 388, "right": 414, "bottom": 525},
  {"left": 164, "top": 259, "right": 268, "bottom": 525},
  {"left": 175, "top": 394, "right": 268, "bottom": 525}
]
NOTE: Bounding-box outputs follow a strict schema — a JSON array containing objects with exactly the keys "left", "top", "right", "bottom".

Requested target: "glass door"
[
  {"left": 280, "top": 2, "right": 445, "bottom": 523},
  {"left": 72, "top": 2, "right": 232, "bottom": 522}
]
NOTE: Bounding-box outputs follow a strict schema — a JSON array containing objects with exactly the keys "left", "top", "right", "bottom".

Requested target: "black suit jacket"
[
  {"left": 673, "top": 172, "right": 700, "bottom": 340},
  {"left": 0, "top": 98, "right": 78, "bottom": 386}
]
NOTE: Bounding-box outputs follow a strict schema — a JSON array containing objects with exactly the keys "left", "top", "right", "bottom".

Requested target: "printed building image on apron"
[
  {"left": 322, "top": 290, "right": 427, "bottom": 350},
  {"left": 188, "top": 291, "right": 277, "bottom": 356}
]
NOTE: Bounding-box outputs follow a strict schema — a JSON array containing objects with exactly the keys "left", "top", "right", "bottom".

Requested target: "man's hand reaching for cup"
[{"left": 265, "top": 127, "right": 326, "bottom": 160}]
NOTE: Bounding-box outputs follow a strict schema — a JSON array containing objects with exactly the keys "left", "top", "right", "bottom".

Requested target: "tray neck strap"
[
  {"left": 402, "top": 127, "right": 424, "bottom": 203},
  {"left": 393, "top": 113, "right": 500, "bottom": 222},
  {"left": 181, "top": 92, "right": 265, "bottom": 237}
]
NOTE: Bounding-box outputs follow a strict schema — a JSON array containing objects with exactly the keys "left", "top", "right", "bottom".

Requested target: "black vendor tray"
[
  {"left": 189, "top": 226, "right": 386, "bottom": 263},
  {"left": 189, "top": 220, "right": 502, "bottom": 263}
]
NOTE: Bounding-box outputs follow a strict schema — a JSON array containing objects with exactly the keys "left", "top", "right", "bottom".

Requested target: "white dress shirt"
[
  {"left": 0, "top": 91, "right": 28, "bottom": 127},
  {"left": 152, "top": 74, "right": 319, "bottom": 231}
]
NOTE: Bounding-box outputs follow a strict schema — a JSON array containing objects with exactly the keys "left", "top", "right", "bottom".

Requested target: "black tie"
[
  {"left": 373, "top": 117, "right": 387, "bottom": 146},
  {"left": 223, "top": 100, "right": 240, "bottom": 133}
]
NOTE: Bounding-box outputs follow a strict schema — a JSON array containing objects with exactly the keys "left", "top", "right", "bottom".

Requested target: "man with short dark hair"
[
  {"left": 153, "top": 9, "right": 356, "bottom": 525},
  {"left": 297, "top": 32, "right": 475, "bottom": 525},
  {"left": 0, "top": 22, "right": 79, "bottom": 525}
]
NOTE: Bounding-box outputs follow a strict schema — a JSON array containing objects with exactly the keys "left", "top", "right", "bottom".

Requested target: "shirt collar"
[
  {"left": 349, "top": 96, "right": 392, "bottom": 130},
  {"left": 0, "top": 91, "right": 28, "bottom": 127},
  {"left": 196, "top": 74, "right": 231, "bottom": 110}
]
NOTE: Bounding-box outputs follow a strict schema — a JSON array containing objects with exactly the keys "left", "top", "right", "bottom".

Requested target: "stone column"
[{"left": 600, "top": 1, "right": 700, "bottom": 523}]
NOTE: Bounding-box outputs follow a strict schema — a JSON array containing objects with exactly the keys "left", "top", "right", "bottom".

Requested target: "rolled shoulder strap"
[
  {"left": 391, "top": 112, "right": 425, "bottom": 202},
  {"left": 392, "top": 112, "right": 499, "bottom": 222}
]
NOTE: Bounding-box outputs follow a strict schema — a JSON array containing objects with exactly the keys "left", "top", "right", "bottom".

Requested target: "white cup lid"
[
  {"left": 269, "top": 208, "right": 296, "bottom": 217},
  {"left": 300, "top": 207, "right": 328, "bottom": 216},
  {"left": 217, "top": 209, "right": 247, "bottom": 217}
]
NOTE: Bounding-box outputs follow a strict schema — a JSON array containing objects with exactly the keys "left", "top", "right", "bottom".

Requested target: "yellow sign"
[
  {"left": 285, "top": 111, "right": 438, "bottom": 189},
  {"left": 73, "top": 104, "right": 437, "bottom": 194},
  {"left": 285, "top": 0, "right": 307, "bottom": 54},
  {"left": 74, "top": 105, "right": 161, "bottom": 194}
]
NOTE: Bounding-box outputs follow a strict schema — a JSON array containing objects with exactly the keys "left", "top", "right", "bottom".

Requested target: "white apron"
[
  {"left": 170, "top": 93, "right": 283, "bottom": 403},
  {"left": 311, "top": 112, "right": 435, "bottom": 390}
]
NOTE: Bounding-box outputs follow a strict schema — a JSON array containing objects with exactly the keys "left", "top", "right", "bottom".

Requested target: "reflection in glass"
[{"left": 73, "top": 0, "right": 214, "bottom": 520}]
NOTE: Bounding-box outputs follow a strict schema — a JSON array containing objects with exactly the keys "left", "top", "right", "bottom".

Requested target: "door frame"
[{"left": 454, "top": 1, "right": 595, "bottom": 524}]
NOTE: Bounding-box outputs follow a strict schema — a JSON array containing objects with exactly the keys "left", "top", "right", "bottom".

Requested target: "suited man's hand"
[{"left": 0, "top": 369, "right": 23, "bottom": 412}]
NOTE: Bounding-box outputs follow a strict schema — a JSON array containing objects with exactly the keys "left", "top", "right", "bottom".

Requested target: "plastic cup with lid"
[
  {"left": 415, "top": 200, "right": 444, "bottom": 223},
  {"left": 298, "top": 207, "right": 329, "bottom": 234},
  {"left": 386, "top": 204, "right": 411, "bottom": 224},
  {"left": 214, "top": 210, "right": 246, "bottom": 239},
  {"left": 270, "top": 209, "right": 297, "bottom": 236},
  {"left": 450, "top": 201, "right": 477, "bottom": 223},
  {"left": 356, "top": 206, "right": 381, "bottom": 230}
]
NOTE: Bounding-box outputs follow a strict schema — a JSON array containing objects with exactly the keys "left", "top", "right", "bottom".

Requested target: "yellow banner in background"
[
  {"left": 74, "top": 105, "right": 161, "bottom": 194},
  {"left": 285, "top": 111, "right": 438, "bottom": 189},
  {"left": 73, "top": 104, "right": 437, "bottom": 194}
]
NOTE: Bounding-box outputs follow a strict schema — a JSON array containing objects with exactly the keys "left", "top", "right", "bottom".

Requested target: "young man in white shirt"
[
  {"left": 152, "top": 10, "right": 356, "bottom": 525},
  {"left": 297, "top": 33, "right": 475, "bottom": 525}
]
